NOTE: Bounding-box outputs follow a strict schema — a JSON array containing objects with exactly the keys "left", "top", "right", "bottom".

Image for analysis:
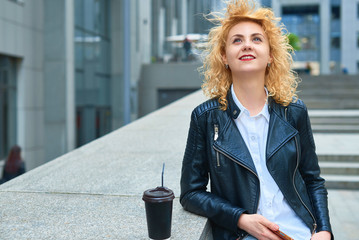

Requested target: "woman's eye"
[
  {"left": 253, "top": 37, "right": 262, "bottom": 42},
  {"left": 233, "top": 38, "right": 241, "bottom": 43}
]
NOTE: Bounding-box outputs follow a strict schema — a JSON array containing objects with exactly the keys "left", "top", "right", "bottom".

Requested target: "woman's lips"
[{"left": 239, "top": 55, "right": 255, "bottom": 61}]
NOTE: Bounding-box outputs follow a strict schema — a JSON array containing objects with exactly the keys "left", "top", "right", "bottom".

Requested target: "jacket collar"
[
  {"left": 226, "top": 88, "right": 275, "bottom": 119},
  {"left": 215, "top": 91, "right": 297, "bottom": 171},
  {"left": 226, "top": 89, "right": 241, "bottom": 119},
  {"left": 230, "top": 85, "right": 270, "bottom": 122}
]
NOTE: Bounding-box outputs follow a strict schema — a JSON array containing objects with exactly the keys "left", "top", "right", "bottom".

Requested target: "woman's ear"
[
  {"left": 222, "top": 54, "right": 228, "bottom": 65},
  {"left": 267, "top": 54, "right": 273, "bottom": 66}
]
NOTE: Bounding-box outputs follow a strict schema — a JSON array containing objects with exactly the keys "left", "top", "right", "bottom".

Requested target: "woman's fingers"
[{"left": 238, "top": 214, "right": 282, "bottom": 240}]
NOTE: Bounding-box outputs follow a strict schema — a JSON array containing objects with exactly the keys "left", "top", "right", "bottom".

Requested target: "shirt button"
[{"left": 251, "top": 136, "right": 256, "bottom": 141}]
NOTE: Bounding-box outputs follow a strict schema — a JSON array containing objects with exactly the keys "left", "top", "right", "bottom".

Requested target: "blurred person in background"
[
  {"left": 183, "top": 36, "right": 192, "bottom": 61},
  {"left": 1, "top": 145, "right": 26, "bottom": 184},
  {"left": 180, "top": 0, "right": 332, "bottom": 239}
]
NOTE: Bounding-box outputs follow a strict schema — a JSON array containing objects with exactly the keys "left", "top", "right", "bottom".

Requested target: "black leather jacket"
[{"left": 180, "top": 92, "right": 333, "bottom": 239}]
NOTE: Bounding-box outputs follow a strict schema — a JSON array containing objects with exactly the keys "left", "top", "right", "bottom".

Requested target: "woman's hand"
[
  {"left": 237, "top": 214, "right": 282, "bottom": 240},
  {"left": 311, "top": 231, "right": 331, "bottom": 240}
]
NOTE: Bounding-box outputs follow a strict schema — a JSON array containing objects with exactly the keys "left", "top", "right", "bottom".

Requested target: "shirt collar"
[{"left": 230, "top": 84, "right": 270, "bottom": 122}]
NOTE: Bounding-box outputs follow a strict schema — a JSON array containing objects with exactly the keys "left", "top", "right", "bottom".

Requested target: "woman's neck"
[{"left": 232, "top": 74, "right": 267, "bottom": 116}]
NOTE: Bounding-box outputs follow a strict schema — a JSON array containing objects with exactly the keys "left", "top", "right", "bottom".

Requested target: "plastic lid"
[{"left": 142, "top": 186, "right": 175, "bottom": 203}]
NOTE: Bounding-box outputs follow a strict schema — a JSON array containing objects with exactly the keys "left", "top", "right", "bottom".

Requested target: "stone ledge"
[
  {"left": 0, "top": 191, "right": 206, "bottom": 240},
  {"left": 0, "top": 90, "right": 209, "bottom": 240}
]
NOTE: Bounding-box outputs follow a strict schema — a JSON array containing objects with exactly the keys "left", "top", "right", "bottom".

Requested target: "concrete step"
[
  {"left": 304, "top": 100, "right": 359, "bottom": 109},
  {"left": 312, "top": 125, "right": 359, "bottom": 133},
  {"left": 322, "top": 174, "right": 359, "bottom": 190},
  {"left": 319, "top": 162, "right": 359, "bottom": 175},
  {"left": 319, "top": 153, "right": 359, "bottom": 189},
  {"left": 309, "top": 110, "right": 359, "bottom": 117},
  {"left": 318, "top": 155, "right": 359, "bottom": 163},
  {"left": 310, "top": 118, "right": 359, "bottom": 125},
  {"left": 308, "top": 110, "right": 359, "bottom": 132}
]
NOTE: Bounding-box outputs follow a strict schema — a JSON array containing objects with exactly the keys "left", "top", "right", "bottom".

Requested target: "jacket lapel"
[
  {"left": 213, "top": 117, "right": 257, "bottom": 175},
  {"left": 266, "top": 109, "right": 298, "bottom": 161},
  {"left": 213, "top": 93, "right": 298, "bottom": 174}
]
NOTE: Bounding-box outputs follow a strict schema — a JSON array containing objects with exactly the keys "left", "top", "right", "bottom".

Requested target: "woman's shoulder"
[
  {"left": 288, "top": 98, "right": 308, "bottom": 112},
  {"left": 192, "top": 98, "right": 221, "bottom": 117},
  {"left": 270, "top": 97, "right": 307, "bottom": 113},
  {"left": 285, "top": 98, "right": 311, "bottom": 126}
]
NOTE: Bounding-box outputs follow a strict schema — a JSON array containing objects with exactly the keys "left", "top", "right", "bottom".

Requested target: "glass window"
[
  {"left": 357, "top": 3, "right": 359, "bottom": 19},
  {"left": 74, "top": 0, "right": 111, "bottom": 147},
  {"left": 95, "top": 107, "right": 112, "bottom": 139},
  {"left": 357, "top": 32, "right": 359, "bottom": 48},
  {"left": 301, "top": 36, "right": 317, "bottom": 50},
  {"left": 75, "top": 0, "right": 84, "bottom": 27},
  {"left": 96, "top": 75, "right": 111, "bottom": 106},
  {"left": 98, "top": 0, "right": 109, "bottom": 36},
  {"left": 79, "top": 0, "right": 109, "bottom": 36},
  {"left": 75, "top": 29, "right": 84, "bottom": 69},
  {"left": 83, "top": 0, "right": 96, "bottom": 33},
  {"left": 331, "top": 6, "right": 340, "bottom": 20},
  {"left": 0, "top": 56, "right": 17, "bottom": 160},
  {"left": 261, "top": 0, "right": 272, "bottom": 8},
  {"left": 331, "top": 37, "right": 340, "bottom": 49},
  {"left": 8, "top": 0, "right": 24, "bottom": 5},
  {"left": 283, "top": 5, "right": 319, "bottom": 15},
  {"left": 282, "top": 5, "right": 320, "bottom": 62},
  {"left": 97, "top": 40, "right": 110, "bottom": 73}
]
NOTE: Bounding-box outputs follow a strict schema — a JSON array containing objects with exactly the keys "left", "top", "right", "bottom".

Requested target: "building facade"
[
  {"left": 1, "top": 0, "right": 358, "bottom": 173},
  {"left": 268, "top": 0, "right": 359, "bottom": 75},
  {"left": 0, "top": 0, "right": 213, "bottom": 171},
  {"left": 0, "top": 0, "right": 152, "bottom": 170}
]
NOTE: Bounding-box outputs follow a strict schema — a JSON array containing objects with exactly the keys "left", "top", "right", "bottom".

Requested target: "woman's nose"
[{"left": 241, "top": 41, "right": 252, "bottom": 51}]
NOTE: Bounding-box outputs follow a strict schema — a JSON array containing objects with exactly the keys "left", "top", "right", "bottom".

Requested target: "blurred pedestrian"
[
  {"left": 0, "top": 145, "right": 25, "bottom": 184},
  {"left": 183, "top": 36, "right": 192, "bottom": 61},
  {"left": 180, "top": 0, "right": 333, "bottom": 239},
  {"left": 305, "top": 62, "right": 312, "bottom": 75}
]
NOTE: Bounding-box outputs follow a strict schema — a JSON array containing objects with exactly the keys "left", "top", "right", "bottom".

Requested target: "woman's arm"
[
  {"left": 294, "top": 102, "right": 333, "bottom": 239},
  {"left": 180, "top": 110, "right": 245, "bottom": 234}
]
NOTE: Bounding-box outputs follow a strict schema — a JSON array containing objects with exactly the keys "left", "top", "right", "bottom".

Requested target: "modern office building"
[
  {"left": 200, "top": 0, "right": 359, "bottom": 74},
  {"left": 0, "top": 0, "right": 215, "bottom": 171},
  {"left": 264, "top": 0, "right": 359, "bottom": 75}
]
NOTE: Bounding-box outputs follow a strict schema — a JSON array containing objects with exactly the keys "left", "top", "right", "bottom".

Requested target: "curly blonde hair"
[{"left": 200, "top": 0, "right": 299, "bottom": 110}]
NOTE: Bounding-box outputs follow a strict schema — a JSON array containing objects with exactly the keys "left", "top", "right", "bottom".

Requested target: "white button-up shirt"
[{"left": 230, "top": 85, "right": 311, "bottom": 240}]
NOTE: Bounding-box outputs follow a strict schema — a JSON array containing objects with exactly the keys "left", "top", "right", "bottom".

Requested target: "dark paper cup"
[{"left": 143, "top": 187, "right": 175, "bottom": 239}]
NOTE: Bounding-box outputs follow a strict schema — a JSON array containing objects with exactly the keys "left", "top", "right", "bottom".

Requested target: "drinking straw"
[{"left": 162, "top": 163, "right": 165, "bottom": 187}]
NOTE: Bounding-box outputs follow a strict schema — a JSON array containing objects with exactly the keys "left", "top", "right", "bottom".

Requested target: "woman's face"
[{"left": 222, "top": 21, "right": 272, "bottom": 76}]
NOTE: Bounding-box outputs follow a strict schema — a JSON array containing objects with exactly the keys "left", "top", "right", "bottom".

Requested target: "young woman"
[{"left": 180, "top": 1, "right": 333, "bottom": 239}]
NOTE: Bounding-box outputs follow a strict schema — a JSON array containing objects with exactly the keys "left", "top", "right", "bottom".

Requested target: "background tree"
[{"left": 288, "top": 33, "right": 301, "bottom": 51}]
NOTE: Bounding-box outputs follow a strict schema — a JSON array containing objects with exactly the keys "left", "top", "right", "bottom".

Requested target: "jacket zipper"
[
  {"left": 293, "top": 136, "right": 317, "bottom": 235},
  {"left": 213, "top": 146, "right": 259, "bottom": 180},
  {"left": 214, "top": 124, "right": 220, "bottom": 167},
  {"left": 285, "top": 108, "right": 317, "bottom": 234},
  {"left": 213, "top": 145, "right": 259, "bottom": 240}
]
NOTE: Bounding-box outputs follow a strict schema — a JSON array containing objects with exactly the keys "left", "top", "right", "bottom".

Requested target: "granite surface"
[{"left": 0, "top": 91, "right": 208, "bottom": 240}]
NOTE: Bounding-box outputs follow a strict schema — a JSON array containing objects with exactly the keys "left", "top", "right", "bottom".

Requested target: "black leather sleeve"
[
  {"left": 291, "top": 101, "right": 334, "bottom": 238},
  {"left": 180, "top": 109, "right": 245, "bottom": 234}
]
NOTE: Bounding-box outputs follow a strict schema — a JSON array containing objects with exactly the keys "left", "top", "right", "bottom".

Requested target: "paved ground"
[{"left": 327, "top": 189, "right": 359, "bottom": 240}]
